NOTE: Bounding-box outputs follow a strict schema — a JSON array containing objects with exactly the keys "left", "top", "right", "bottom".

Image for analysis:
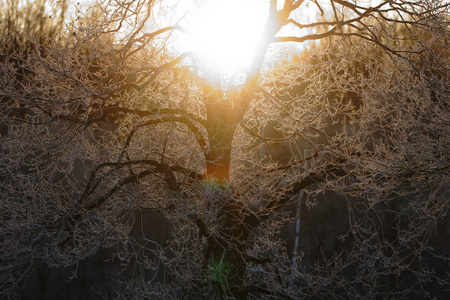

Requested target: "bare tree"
[{"left": 1, "top": 0, "right": 449, "bottom": 299}]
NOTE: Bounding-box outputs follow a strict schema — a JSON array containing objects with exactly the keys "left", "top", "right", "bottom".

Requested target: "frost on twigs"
[{"left": 0, "top": 0, "right": 449, "bottom": 299}]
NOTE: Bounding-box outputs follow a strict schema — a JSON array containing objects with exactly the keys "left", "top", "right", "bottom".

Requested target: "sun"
[{"left": 185, "top": 0, "right": 269, "bottom": 78}]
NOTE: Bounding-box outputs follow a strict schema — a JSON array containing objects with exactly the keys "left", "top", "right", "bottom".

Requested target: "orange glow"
[{"left": 205, "top": 163, "right": 230, "bottom": 182}]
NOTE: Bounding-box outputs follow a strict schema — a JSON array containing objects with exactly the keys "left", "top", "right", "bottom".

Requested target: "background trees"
[{"left": 1, "top": 0, "right": 449, "bottom": 299}]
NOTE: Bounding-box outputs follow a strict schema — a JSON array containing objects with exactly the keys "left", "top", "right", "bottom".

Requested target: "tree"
[{"left": 1, "top": 0, "right": 449, "bottom": 299}]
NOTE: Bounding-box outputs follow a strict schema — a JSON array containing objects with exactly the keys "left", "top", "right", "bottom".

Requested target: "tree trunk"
[
  {"left": 204, "top": 94, "right": 241, "bottom": 182},
  {"left": 200, "top": 89, "right": 251, "bottom": 298}
]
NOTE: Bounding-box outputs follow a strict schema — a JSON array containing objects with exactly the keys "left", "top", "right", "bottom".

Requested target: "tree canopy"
[{"left": 0, "top": 0, "right": 449, "bottom": 299}]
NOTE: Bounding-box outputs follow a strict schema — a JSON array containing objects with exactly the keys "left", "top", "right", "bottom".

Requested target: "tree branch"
[
  {"left": 76, "top": 159, "right": 201, "bottom": 214},
  {"left": 244, "top": 157, "right": 348, "bottom": 228}
]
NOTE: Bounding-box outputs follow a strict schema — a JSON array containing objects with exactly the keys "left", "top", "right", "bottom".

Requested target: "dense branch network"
[{"left": 0, "top": 0, "right": 449, "bottom": 299}]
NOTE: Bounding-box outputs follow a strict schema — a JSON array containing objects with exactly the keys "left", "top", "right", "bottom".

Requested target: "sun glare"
[{"left": 186, "top": 0, "right": 269, "bottom": 77}]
